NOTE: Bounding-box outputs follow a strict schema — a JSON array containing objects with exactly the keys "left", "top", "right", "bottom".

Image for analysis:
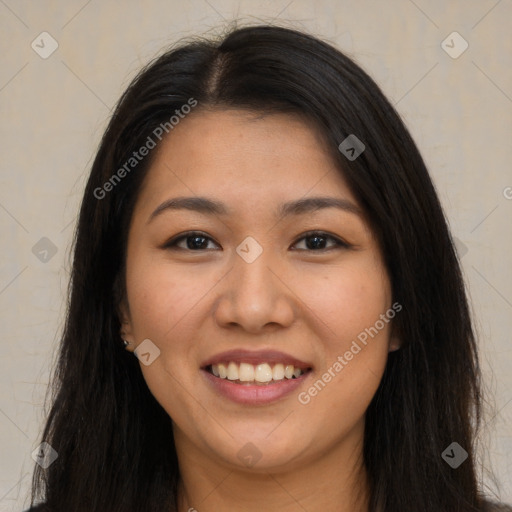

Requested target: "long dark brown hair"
[{"left": 28, "top": 22, "right": 496, "bottom": 511}]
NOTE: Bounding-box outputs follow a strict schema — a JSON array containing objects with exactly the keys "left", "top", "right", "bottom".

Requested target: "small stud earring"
[{"left": 122, "top": 339, "right": 131, "bottom": 348}]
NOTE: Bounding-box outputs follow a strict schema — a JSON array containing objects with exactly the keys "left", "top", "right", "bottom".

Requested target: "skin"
[{"left": 120, "top": 109, "right": 401, "bottom": 512}]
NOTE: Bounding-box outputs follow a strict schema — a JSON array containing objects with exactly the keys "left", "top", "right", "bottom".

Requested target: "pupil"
[
  {"left": 307, "top": 235, "right": 325, "bottom": 250},
  {"left": 188, "top": 236, "right": 207, "bottom": 249}
]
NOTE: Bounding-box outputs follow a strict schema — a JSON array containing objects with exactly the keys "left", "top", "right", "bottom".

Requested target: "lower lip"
[{"left": 201, "top": 369, "right": 311, "bottom": 405}]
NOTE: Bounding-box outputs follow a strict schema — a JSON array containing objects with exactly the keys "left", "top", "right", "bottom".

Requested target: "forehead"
[{"left": 136, "top": 108, "right": 357, "bottom": 215}]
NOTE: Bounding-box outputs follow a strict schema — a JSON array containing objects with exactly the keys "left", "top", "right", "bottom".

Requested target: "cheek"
[
  {"left": 292, "top": 264, "right": 392, "bottom": 414},
  {"left": 125, "top": 256, "right": 209, "bottom": 422},
  {"left": 293, "top": 263, "right": 391, "bottom": 343},
  {"left": 125, "top": 253, "right": 209, "bottom": 340}
]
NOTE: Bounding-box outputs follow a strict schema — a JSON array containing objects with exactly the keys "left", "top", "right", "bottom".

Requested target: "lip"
[
  {"left": 200, "top": 349, "right": 313, "bottom": 405},
  {"left": 200, "top": 349, "right": 312, "bottom": 370},
  {"left": 201, "top": 367, "right": 312, "bottom": 405}
]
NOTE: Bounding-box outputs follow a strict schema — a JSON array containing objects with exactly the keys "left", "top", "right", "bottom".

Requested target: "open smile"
[{"left": 200, "top": 349, "right": 313, "bottom": 404}]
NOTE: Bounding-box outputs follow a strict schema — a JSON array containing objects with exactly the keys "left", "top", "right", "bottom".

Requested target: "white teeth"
[
  {"left": 227, "top": 361, "right": 239, "bottom": 380},
  {"left": 284, "top": 365, "right": 294, "bottom": 379},
  {"left": 272, "top": 363, "right": 285, "bottom": 380},
  {"left": 239, "top": 362, "right": 255, "bottom": 381},
  {"left": 255, "top": 363, "right": 273, "bottom": 383},
  {"left": 218, "top": 363, "right": 227, "bottom": 379},
  {"left": 209, "top": 361, "right": 307, "bottom": 383}
]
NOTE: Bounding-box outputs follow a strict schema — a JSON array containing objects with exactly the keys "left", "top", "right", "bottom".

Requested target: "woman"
[{"left": 25, "top": 24, "right": 511, "bottom": 512}]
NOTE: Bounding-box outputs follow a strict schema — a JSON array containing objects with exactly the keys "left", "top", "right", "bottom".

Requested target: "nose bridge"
[
  {"left": 235, "top": 241, "right": 274, "bottom": 295},
  {"left": 214, "top": 236, "right": 295, "bottom": 332}
]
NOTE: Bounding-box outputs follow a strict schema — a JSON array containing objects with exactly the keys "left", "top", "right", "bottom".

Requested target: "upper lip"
[{"left": 201, "top": 349, "right": 313, "bottom": 370}]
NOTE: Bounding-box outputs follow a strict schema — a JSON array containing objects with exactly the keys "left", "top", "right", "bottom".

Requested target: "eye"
[
  {"left": 164, "top": 231, "right": 220, "bottom": 251},
  {"left": 163, "top": 230, "right": 350, "bottom": 252},
  {"left": 291, "top": 231, "right": 350, "bottom": 251}
]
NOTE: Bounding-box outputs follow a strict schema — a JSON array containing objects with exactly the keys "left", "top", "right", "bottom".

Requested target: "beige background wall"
[{"left": 0, "top": 0, "right": 511, "bottom": 509}]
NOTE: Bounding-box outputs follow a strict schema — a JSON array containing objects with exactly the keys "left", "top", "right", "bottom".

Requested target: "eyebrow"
[{"left": 147, "top": 195, "right": 362, "bottom": 223}]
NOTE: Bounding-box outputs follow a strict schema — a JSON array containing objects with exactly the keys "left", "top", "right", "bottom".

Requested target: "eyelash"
[{"left": 163, "top": 231, "right": 350, "bottom": 252}]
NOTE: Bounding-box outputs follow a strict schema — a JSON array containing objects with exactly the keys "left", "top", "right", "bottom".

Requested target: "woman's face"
[{"left": 120, "top": 109, "right": 400, "bottom": 473}]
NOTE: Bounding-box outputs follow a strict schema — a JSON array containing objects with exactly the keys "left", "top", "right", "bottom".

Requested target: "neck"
[{"left": 174, "top": 422, "right": 370, "bottom": 512}]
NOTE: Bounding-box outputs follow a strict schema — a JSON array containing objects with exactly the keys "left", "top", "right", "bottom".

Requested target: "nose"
[{"left": 213, "top": 244, "right": 296, "bottom": 334}]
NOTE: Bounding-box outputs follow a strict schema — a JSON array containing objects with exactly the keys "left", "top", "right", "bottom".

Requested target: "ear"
[
  {"left": 118, "top": 297, "right": 135, "bottom": 350},
  {"left": 388, "top": 319, "right": 402, "bottom": 353},
  {"left": 388, "top": 334, "right": 401, "bottom": 352},
  {"left": 113, "top": 272, "right": 135, "bottom": 348}
]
